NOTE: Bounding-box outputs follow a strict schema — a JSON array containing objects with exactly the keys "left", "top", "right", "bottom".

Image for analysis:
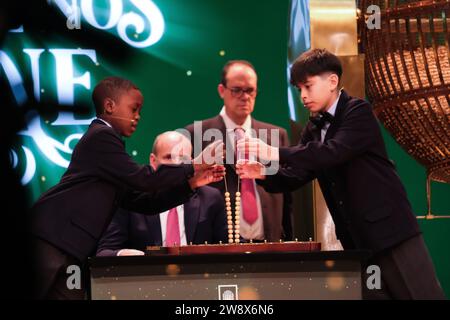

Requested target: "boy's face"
[
  {"left": 296, "top": 73, "right": 339, "bottom": 114},
  {"left": 106, "top": 88, "right": 143, "bottom": 137}
]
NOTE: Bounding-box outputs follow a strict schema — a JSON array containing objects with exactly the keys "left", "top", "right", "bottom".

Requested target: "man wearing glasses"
[{"left": 185, "top": 60, "right": 293, "bottom": 243}]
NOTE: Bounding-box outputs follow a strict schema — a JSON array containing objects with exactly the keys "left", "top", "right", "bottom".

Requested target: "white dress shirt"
[
  {"left": 220, "top": 107, "right": 265, "bottom": 240},
  {"left": 321, "top": 91, "right": 341, "bottom": 143},
  {"left": 95, "top": 117, "right": 112, "bottom": 128}
]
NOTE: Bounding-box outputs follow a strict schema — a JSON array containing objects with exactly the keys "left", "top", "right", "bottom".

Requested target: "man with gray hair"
[{"left": 96, "top": 131, "right": 228, "bottom": 256}]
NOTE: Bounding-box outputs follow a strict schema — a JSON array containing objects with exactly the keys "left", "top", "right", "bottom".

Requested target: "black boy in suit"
[{"left": 30, "top": 77, "right": 224, "bottom": 299}]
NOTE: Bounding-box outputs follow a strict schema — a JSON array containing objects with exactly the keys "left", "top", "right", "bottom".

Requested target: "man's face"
[
  {"left": 297, "top": 74, "right": 338, "bottom": 114},
  {"left": 107, "top": 88, "right": 143, "bottom": 137},
  {"left": 150, "top": 135, "right": 192, "bottom": 170},
  {"left": 218, "top": 64, "right": 257, "bottom": 124}
]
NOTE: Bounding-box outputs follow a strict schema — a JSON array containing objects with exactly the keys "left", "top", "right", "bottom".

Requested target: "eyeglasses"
[{"left": 224, "top": 85, "right": 257, "bottom": 98}]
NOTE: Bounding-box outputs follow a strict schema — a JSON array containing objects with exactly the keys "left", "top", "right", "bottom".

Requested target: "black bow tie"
[{"left": 309, "top": 112, "right": 334, "bottom": 129}]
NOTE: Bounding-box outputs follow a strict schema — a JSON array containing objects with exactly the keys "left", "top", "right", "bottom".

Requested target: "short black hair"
[
  {"left": 290, "top": 49, "right": 342, "bottom": 86},
  {"left": 221, "top": 60, "right": 257, "bottom": 85},
  {"left": 92, "top": 76, "right": 140, "bottom": 116}
]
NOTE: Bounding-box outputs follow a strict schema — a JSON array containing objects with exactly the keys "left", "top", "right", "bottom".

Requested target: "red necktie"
[
  {"left": 166, "top": 207, "right": 180, "bottom": 246},
  {"left": 234, "top": 128, "right": 258, "bottom": 225}
]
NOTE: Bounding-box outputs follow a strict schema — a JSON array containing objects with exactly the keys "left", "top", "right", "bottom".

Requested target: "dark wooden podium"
[{"left": 89, "top": 243, "right": 369, "bottom": 300}]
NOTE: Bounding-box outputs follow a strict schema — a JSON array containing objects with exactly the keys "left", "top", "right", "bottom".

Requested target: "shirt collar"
[
  {"left": 95, "top": 117, "right": 112, "bottom": 128},
  {"left": 219, "top": 106, "right": 252, "bottom": 132},
  {"left": 326, "top": 90, "right": 342, "bottom": 117}
]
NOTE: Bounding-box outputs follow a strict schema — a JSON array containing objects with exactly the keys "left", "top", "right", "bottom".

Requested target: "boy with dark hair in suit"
[
  {"left": 30, "top": 77, "right": 224, "bottom": 299},
  {"left": 236, "top": 49, "right": 445, "bottom": 299}
]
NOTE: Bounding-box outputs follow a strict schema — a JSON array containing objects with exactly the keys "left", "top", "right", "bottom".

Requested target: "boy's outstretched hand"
[
  {"left": 236, "top": 137, "right": 279, "bottom": 162},
  {"left": 189, "top": 165, "right": 226, "bottom": 189},
  {"left": 236, "top": 159, "right": 266, "bottom": 180},
  {"left": 193, "top": 140, "right": 224, "bottom": 171},
  {"left": 189, "top": 140, "right": 226, "bottom": 189}
]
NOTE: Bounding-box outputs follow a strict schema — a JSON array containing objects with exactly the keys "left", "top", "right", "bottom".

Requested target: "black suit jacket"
[
  {"left": 96, "top": 186, "right": 227, "bottom": 256},
  {"left": 259, "top": 90, "right": 420, "bottom": 253},
  {"left": 185, "top": 115, "right": 293, "bottom": 241},
  {"left": 31, "top": 120, "right": 196, "bottom": 261}
]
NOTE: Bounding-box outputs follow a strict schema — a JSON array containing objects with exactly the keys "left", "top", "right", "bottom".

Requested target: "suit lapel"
[
  {"left": 324, "top": 90, "right": 350, "bottom": 142},
  {"left": 310, "top": 125, "right": 322, "bottom": 142},
  {"left": 304, "top": 115, "right": 322, "bottom": 142},
  {"left": 208, "top": 115, "right": 229, "bottom": 147},
  {"left": 252, "top": 119, "right": 262, "bottom": 139},
  {"left": 184, "top": 194, "right": 200, "bottom": 243}
]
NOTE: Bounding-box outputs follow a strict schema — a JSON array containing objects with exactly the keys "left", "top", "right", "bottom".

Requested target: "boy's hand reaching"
[
  {"left": 189, "top": 165, "right": 226, "bottom": 189},
  {"left": 236, "top": 137, "right": 279, "bottom": 162},
  {"left": 193, "top": 140, "right": 224, "bottom": 171},
  {"left": 188, "top": 140, "right": 226, "bottom": 189},
  {"left": 236, "top": 159, "right": 266, "bottom": 180}
]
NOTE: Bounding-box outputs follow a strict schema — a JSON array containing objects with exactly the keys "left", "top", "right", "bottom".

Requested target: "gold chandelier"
[{"left": 358, "top": 0, "right": 450, "bottom": 219}]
